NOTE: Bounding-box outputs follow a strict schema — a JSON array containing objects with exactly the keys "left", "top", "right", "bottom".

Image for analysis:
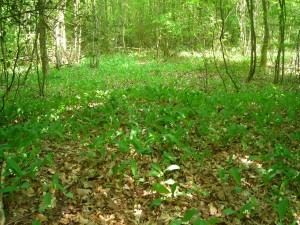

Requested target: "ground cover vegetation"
[{"left": 0, "top": 0, "right": 300, "bottom": 224}]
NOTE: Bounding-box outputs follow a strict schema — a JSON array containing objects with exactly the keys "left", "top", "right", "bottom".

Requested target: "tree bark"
[
  {"left": 246, "top": 0, "right": 257, "bottom": 82},
  {"left": 218, "top": 0, "right": 239, "bottom": 92},
  {"left": 38, "top": 0, "right": 49, "bottom": 96},
  {"left": 73, "top": 0, "right": 81, "bottom": 63},
  {"left": 90, "top": 0, "right": 100, "bottom": 67},
  {"left": 260, "top": 0, "right": 269, "bottom": 69},
  {"left": 237, "top": 0, "right": 247, "bottom": 55},
  {"left": 296, "top": 29, "right": 300, "bottom": 79},
  {"left": 274, "top": 0, "right": 286, "bottom": 83}
]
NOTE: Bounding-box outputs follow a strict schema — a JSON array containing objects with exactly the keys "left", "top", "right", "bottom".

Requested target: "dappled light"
[{"left": 1, "top": 0, "right": 300, "bottom": 224}]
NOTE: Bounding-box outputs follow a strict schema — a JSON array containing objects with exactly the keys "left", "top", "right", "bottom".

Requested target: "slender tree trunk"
[
  {"left": 90, "top": 0, "right": 100, "bottom": 67},
  {"left": 23, "top": 34, "right": 38, "bottom": 84},
  {"left": 120, "top": 1, "right": 126, "bottom": 50},
  {"left": 103, "top": 0, "right": 110, "bottom": 52},
  {"left": 274, "top": 0, "right": 286, "bottom": 83},
  {"left": 246, "top": 0, "right": 257, "bottom": 82},
  {"left": 296, "top": 29, "right": 300, "bottom": 79},
  {"left": 0, "top": 1, "right": 22, "bottom": 112},
  {"left": 38, "top": 0, "right": 49, "bottom": 96},
  {"left": 0, "top": 11, "right": 8, "bottom": 88},
  {"left": 55, "top": 14, "right": 62, "bottom": 69},
  {"left": 260, "top": 0, "right": 269, "bottom": 69},
  {"left": 218, "top": 0, "right": 239, "bottom": 92},
  {"left": 212, "top": 27, "right": 227, "bottom": 93},
  {"left": 237, "top": 0, "right": 247, "bottom": 55},
  {"left": 0, "top": 0, "right": 9, "bottom": 112},
  {"left": 74, "top": 0, "right": 81, "bottom": 63}
]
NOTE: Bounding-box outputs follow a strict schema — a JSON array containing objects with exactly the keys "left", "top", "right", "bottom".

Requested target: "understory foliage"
[{"left": 0, "top": 54, "right": 299, "bottom": 224}]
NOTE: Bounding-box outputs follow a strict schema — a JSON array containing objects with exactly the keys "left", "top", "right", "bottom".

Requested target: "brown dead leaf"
[
  {"left": 17, "top": 208, "right": 27, "bottom": 214},
  {"left": 79, "top": 215, "right": 89, "bottom": 224},
  {"left": 216, "top": 190, "right": 226, "bottom": 201},
  {"left": 35, "top": 213, "right": 48, "bottom": 222},
  {"left": 23, "top": 188, "right": 35, "bottom": 197},
  {"left": 208, "top": 203, "right": 218, "bottom": 216},
  {"left": 77, "top": 188, "right": 92, "bottom": 195},
  {"left": 107, "top": 199, "right": 119, "bottom": 210}
]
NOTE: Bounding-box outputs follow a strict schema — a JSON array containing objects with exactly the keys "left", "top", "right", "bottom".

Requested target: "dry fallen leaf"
[
  {"left": 35, "top": 213, "right": 48, "bottom": 222},
  {"left": 79, "top": 215, "right": 89, "bottom": 224},
  {"left": 77, "top": 188, "right": 92, "bottom": 195},
  {"left": 208, "top": 203, "right": 218, "bottom": 216},
  {"left": 216, "top": 190, "right": 226, "bottom": 201},
  {"left": 107, "top": 199, "right": 119, "bottom": 210}
]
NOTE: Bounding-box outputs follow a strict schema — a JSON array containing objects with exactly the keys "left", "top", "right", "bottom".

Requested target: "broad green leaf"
[
  {"left": 165, "top": 134, "right": 179, "bottom": 144},
  {"left": 248, "top": 155, "right": 260, "bottom": 161},
  {"left": 152, "top": 183, "right": 170, "bottom": 194},
  {"left": 44, "top": 192, "right": 52, "bottom": 204},
  {"left": 7, "top": 159, "right": 23, "bottom": 175},
  {"left": 170, "top": 220, "right": 182, "bottom": 225},
  {"left": 151, "top": 163, "right": 163, "bottom": 173},
  {"left": 130, "top": 129, "right": 138, "bottom": 139},
  {"left": 193, "top": 217, "right": 207, "bottom": 225},
  {"left": 171, "top": 183, "right": 178, "bottom": 196},
  {"left": 182, "top": 209, "right": 199, "bottom": 222},
  {"left": 222, "top": 208, "right": 235, "bottom": 215},
  {"left": 163, "top": 151, "right": 176, "bottom": 162},
  {"left": 33, "top": 220, "right": 41, "bottom": 225},
  {"left": 53, "top": 174, "right": 64, "bottom": 192},
  {"left": 229, "top": 167, "right": 241, "bottom": 185},
  {"left": 66, "top": 192, "right": 74, "bottom": 199},
  {"left": 278, "top": 198, "right": 289, "bottom": 222},
  {"left": 201, "top": 191, "right": 210, "bottom": 196},
  {"left": 149, "top": 170, "right": 162, "bottom": 177},
  {"left": 234, "top": 186, "right": 242, "bottom": 193},
  {"left": 116, "top": 141, "right": 130, "bottom": 153},
  {"left": 280, "top": 179, "right": 289, "bottom": 192},
  {"left": 21, "top": 182, "right": 30, "bottom": 189},
  {"left": 151, "top": 197, "right": 164, "bottom": 206},
  {"left": 238, "top": 201, "right": 254, "bottom": 219},
  {"left": 99, "top": 146, "right": 106, "bottom": 160},
  {"left": 130, "top": 159, "right": 138, "bottom": 178},
  {"left": 118, "top": 162, "right": 128, "bottom": 173},
  {"left": 87, "top": 151, "right": 96, "bottom": 159},
  {"left": 137, "top": 178, "right": 145, "bottom": 185},
  {"left": 136, "top": 147, "right": 154, "bottom": 154},
  {"left": 131, "top": 136, "right": 143, "bottom": 149},
  {"left": 0, "top": 185, "right": 17, "bottom": 193},
  {"left": 166, "top": 164, "right": 180, "bottom": 171},
  {"left": 217, "top": 168, "right": 228, "bottom": 182},
  {"left": 39, "top": 192, "right": 52, "bottom": 212}
]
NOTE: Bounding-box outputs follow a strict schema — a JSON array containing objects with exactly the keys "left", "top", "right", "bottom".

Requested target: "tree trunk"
[
  {"left": 55, "top": 16, "right": 62, "bottom": 69},
  {"left": 260, "top": 0, "right": 269, "bottom": 69},
  {"left": 218, "top": 0, "right": 239, "bottom": 92},
  {"left": 246, "top": 0, "right": 257, "bottom": 82},
  {"left": 38, "top": 0, "right": 49, "bottom": 96},
  {"left": 237, "top": 0, "right": 247, "bottom": 55},
  {"left": 90, "top": 0, "right": 100, "bottom": 67},
  {"left": 296, "top": 29, "right": 300, "bottom": 79},
  {"left": 274, "top": 0, "right": 286, "bottom": 84},
  {"left": 73, "top": 0, "right": 81, "bottom": 63},
  {"left": 0, "top": 0, "right": 9, "bottom": 112}
]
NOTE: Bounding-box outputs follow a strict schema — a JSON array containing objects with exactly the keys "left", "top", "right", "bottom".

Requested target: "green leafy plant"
[{"left": 170, "top": 208, "right": 223, "bottom": 225}]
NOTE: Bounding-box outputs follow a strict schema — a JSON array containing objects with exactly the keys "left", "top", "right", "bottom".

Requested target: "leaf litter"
[
  {"left": 5, "top": 134, "right": 299, "bottom": 224},
  {"left": 3, "top": 61, "right": 300, "bottom": 224}
]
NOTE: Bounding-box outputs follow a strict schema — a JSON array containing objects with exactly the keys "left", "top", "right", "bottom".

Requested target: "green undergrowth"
[{"left": 0, "top": 54, "right": 299, "bottom": 224}]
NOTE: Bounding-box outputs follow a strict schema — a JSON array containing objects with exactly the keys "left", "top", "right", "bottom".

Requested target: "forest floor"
[{"left": 2, "top": 54, "right": 300, "bottom": 225}]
